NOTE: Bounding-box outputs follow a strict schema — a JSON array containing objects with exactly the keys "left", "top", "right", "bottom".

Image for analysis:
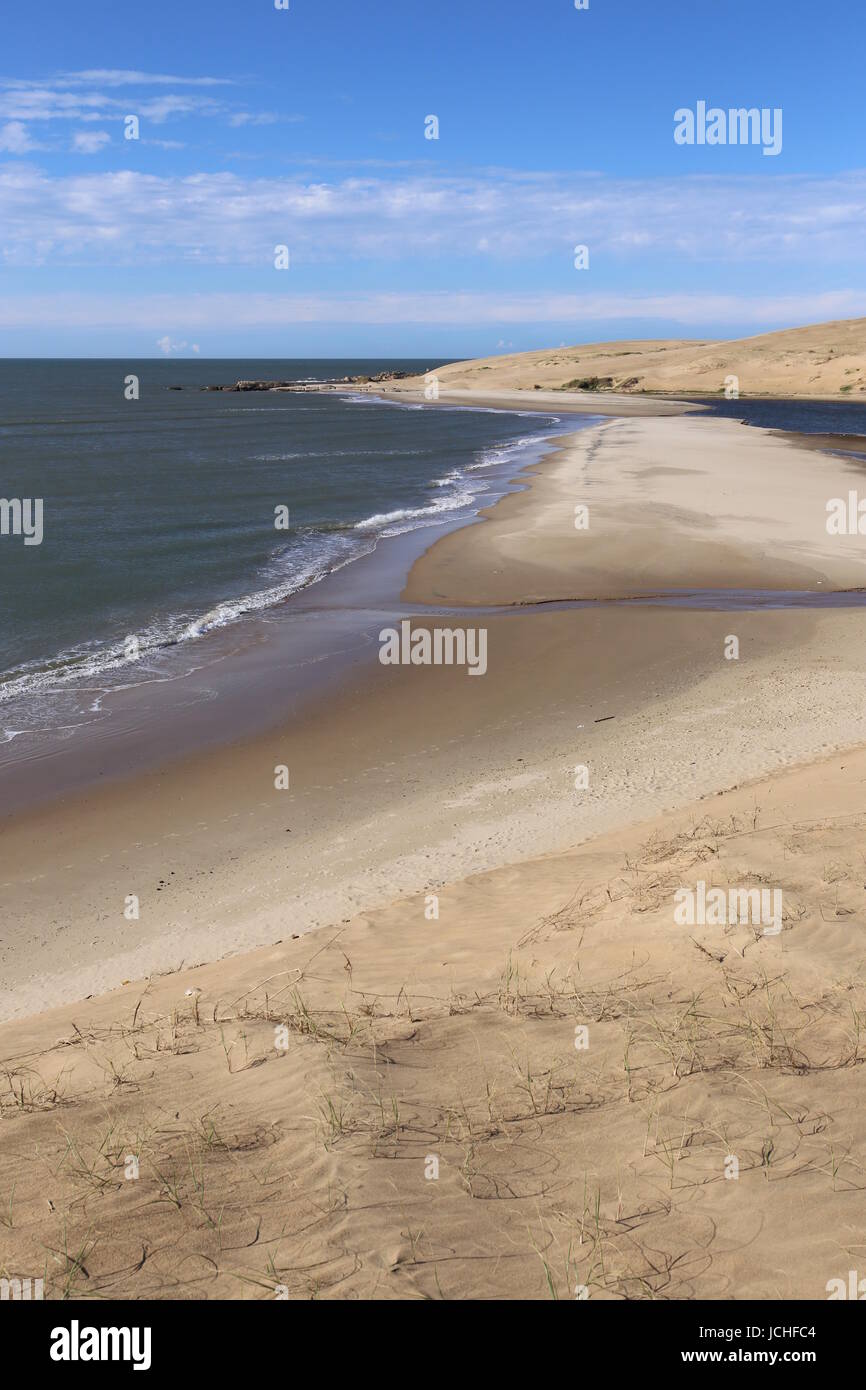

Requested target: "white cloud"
[
  {"left": 54, "top": 71, "right": 234, "bottom": 88},
  {"left": 156, "top": 335, "right": 200, "bottom": 353},
  {"left": 229, "top": 112, "right": 304, "bottom": 127},
  {"left": 135, "top": 95, "right": 223, "bottom": 124},
  {"left": 0, "top": 75, "right": 283, "bottom": 129},
  {"left": 2, "top": 165, "right": 866, "bottom": 268},
  {"left": 3, "top": 288, "right": 865, "bottom": 333},
  {"left": 0, "top": 85, "right": 222, "bottom": 126},
  {"left": 71, "top": 130, "right": 111, "bottom": 154},
  {"left": 0, "top": 88, "right": 121, "bottom": 122},
  {"left": 0, "top": 121, "right": 40, "bottom": 153},
  {"left": 4, "top": 71, "right": 234, "bottom": 89},
  {"left": 229, "top": 112, "right": 278, "bottom": 128}
]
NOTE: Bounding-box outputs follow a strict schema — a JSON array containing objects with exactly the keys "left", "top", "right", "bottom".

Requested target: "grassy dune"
[{"left": 398, "top": 317, "right": 866, "bottom": 399}]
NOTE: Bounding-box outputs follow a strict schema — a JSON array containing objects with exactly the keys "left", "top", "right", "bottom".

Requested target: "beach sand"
[
  {"left": 404, "top": 413, "right": 866, "bottom": 604},
  {"left": 4, "top": 748, "right": 866, "bottom": 1300},
  {"left": 3, "top": 403, "right": 866, "bottom": 1299},
  {"left": 362, "top": 315, "right": 866, "bottom": 399}
]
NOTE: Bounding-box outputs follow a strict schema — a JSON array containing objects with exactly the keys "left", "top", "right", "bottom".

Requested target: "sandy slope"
[
  {"left": 3, "top": 750, "right": 866, "bottom": 1300},
  {"left": 376, "top": 316, "right": 866, "bottom": 399},
  {"left": 3, "top": 410, "right": 866, "bottom": 1299}
]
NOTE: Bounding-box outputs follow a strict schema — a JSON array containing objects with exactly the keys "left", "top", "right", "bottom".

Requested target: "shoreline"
[
  {"left": 403, "top": 410, "right": 866, "bottom": 605},
  {"left": 0, "top": 404, "right": 576, "bottom": 817},
  {"left": 6, "top": 382, "right": 858, "bottom": 825},
  {"left": 4, "top": 403, "right": 866, "bottom": 1022},
  {"left": 349, "top": 382, "right": 698, "bottom": 416}
]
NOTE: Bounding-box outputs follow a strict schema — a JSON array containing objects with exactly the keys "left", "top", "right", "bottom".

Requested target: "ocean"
[
  {"left": 6, "top": 366, "right": 866, "bottom": 776},
  {"left": 0, "top": 359, "right": 565, "bottom": 750}
]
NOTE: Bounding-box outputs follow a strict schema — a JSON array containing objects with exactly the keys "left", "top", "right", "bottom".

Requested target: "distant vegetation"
[{"left": 558, "top": 375, "right": 641, "bottom": 392}]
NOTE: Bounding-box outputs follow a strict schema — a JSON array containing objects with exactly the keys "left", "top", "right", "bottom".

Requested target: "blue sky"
[{"left": 1, "top": 0, "right": 865, "bottom": 356}]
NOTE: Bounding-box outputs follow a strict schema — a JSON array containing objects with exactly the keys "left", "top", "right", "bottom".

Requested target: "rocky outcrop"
[{"left": 193, "top": 369, "right": 422, "bottom": 393}]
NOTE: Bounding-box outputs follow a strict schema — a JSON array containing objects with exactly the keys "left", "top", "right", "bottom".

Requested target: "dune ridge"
[{"left": 374, "top": 316, "right": 866, "bottom": 400}]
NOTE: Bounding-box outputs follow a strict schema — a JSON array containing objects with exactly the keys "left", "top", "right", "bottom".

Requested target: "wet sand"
[{"left": 3, "top": 412, "right": 866, "bottom": 1022}]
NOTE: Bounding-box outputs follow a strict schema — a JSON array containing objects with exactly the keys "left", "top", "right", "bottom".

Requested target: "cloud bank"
[{"left": 2, "top": 165, "right": 866, "bottom": 267}]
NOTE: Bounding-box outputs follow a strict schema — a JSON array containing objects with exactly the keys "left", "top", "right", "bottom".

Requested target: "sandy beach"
[{"left": 3, "top": 400, "right": 866, "bottom": 1300}]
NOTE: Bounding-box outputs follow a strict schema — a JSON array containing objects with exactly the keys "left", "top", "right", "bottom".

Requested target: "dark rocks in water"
[
  {"left": 317, "top": 370, "right": 417, "bottom": 385},
  {"left": 233, "top": 380, "right": 288, "bottom": 391},
  {"left": 196, "top": 368, "right": 421, "bottom": 393},
  {"left": 358, "top": 369, "right": 416, "bottom": 383},
  {"left": 192, "top": 380, "right": 289, "bottom": 392}
]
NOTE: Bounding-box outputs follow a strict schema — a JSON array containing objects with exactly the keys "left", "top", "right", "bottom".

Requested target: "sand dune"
[
  {"left": 380, "top": 316, "right": 866, "bottom": 399},
  {"left": 3, "top": 751, "right": 866, "bottom": 1300}
]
